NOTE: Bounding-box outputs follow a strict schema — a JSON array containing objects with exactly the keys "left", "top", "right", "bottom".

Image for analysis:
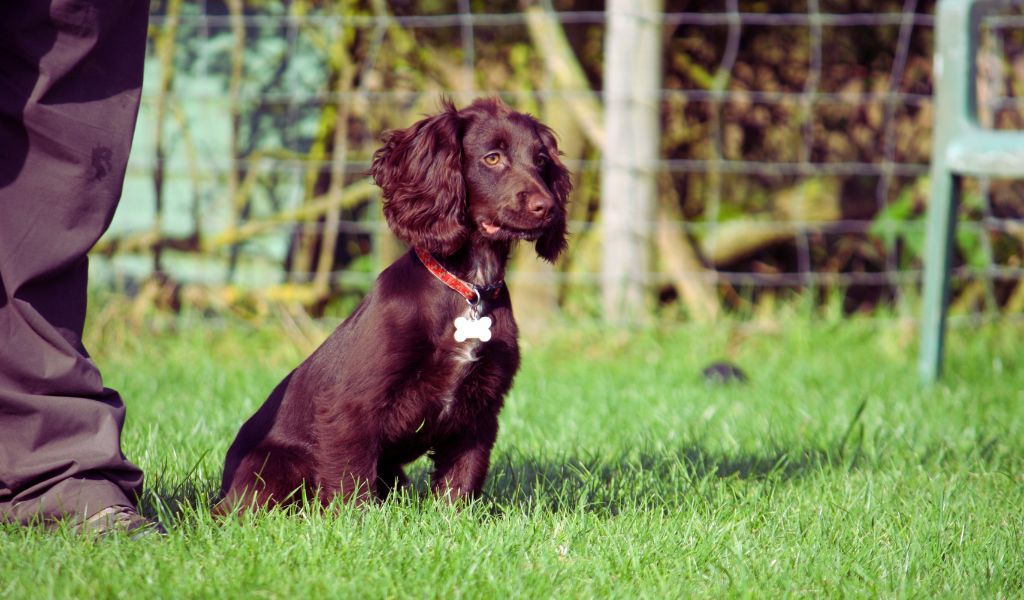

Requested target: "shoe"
[{"left": 78, "top": 505, "right": 167, "bottom": 538}]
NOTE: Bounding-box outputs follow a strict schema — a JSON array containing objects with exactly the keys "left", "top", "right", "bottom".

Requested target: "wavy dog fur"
[{"left": 216, "top": 98, "right": 570, "bottom": 512}]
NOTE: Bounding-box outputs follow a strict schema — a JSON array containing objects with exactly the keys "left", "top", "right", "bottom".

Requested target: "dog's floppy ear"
[
  {"left": 370, "top": 102, "right": 467, "bottom": 257},
  {"left": 534, "top": 124, "right": 572, "bottom": 262}
]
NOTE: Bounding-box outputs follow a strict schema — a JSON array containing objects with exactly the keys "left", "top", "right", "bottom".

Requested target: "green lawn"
[{"left": 2, "top": 311, "right": 1022, "bottom": 598}]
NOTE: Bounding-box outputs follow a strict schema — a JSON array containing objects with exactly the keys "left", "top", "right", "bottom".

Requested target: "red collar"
[{"left": 414, "top": 247, "right": 503, "bottom": 306}]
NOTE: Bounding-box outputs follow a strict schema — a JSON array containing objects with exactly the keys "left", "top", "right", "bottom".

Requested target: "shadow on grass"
[
  {"left": 134, "top": 453, "right": 222, "bottom": 526},
  {"left": 480, "top": 400, "right": 872, "bottom": 515},
  {"left": 474, "top": 440, "right": 856, "bottom": 515}
]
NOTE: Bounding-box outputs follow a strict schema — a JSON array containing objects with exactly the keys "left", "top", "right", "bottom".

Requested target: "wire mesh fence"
[{"left": 95, "top": 0, "right": 1024, "bottom": 321}]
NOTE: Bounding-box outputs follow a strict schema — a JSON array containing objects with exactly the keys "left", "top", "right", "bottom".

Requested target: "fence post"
[{"left": 601, "top": 0, "right": 664, "bottom": 323}]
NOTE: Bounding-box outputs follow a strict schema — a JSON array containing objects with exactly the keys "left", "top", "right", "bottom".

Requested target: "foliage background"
[{"left": 95, "top": 0, "right": 1024, "bottom": 322}]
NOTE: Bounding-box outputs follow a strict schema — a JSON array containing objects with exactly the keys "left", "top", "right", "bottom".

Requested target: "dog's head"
[{"left": 369, "top": 98, "right": 571, "bottom": 262}]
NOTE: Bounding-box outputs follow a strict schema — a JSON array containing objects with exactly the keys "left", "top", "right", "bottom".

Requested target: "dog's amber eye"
[
  {"left": 535, "top": 155, "right": 548, "bottom": 168},
  {"left": 483, "top": 152, "right": 501, "bottom": 166}
]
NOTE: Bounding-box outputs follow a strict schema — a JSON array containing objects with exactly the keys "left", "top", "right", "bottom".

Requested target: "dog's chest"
[
  {"left": 380, "top": 300, "right": 515, "bottom": 449},
  {"left": 438, "top": 307, "right": 486, "bottom": 415}
]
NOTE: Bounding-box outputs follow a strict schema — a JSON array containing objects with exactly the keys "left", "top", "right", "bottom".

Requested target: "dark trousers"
[{"left": 0, "top": 0, "right": 150, "bottom": 524}]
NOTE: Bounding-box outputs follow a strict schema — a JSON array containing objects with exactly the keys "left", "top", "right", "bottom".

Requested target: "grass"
[{"left": 2, "top": 308, "right": 1022, "bottom": 598}]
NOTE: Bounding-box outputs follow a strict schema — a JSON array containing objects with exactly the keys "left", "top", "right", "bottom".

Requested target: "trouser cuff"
[{"left": 2, "top": 474, "right": 136, "bottom": 526}]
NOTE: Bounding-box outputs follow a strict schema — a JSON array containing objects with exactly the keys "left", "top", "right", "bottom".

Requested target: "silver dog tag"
[{"left": 454, "top": 316, "right": 492, "bottom": 342}]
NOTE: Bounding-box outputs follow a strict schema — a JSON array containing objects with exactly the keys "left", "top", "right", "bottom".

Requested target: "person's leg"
[{"left": 0, "top": 0, "right": 150, "bottom": 525}]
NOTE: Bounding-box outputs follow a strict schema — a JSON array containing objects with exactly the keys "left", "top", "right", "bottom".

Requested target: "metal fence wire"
[{"left": 97, "top": 1, "right": 1024, "bottom": 321}]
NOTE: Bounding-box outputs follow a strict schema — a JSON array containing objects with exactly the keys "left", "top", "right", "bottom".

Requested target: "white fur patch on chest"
[{"left": 452, "top": 341, "right": 480, "bottom": 366}]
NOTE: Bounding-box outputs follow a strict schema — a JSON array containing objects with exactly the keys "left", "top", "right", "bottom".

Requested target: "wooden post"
[{"left": 601, "top": 0, "right": 664, "bottom": 323}]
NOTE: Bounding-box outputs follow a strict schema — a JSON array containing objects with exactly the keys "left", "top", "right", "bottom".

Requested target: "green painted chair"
[{"left": 920, "top": 0, "right": 1024, "bottom": 382}]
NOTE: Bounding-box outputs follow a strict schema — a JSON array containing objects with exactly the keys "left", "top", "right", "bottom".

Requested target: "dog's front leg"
[{"left": 429, "top": 416, "right": 498, "bottom": 502}]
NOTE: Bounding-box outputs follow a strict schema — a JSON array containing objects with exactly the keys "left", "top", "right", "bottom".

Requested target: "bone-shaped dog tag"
[{"left": 454, "top": 316, "right": 492, "bottom": 342}]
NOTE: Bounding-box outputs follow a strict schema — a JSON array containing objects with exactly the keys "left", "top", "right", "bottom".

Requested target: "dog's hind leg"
[{"left": 214, "top": 444, "right": 313, "bottom": 514}]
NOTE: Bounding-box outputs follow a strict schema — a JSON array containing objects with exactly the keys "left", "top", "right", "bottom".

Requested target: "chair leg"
[{"left": 919, "top": 170, "right": 959, "bottom": 383}]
